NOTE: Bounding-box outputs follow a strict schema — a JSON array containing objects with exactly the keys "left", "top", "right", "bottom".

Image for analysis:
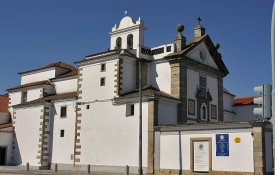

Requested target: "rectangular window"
[
  {"left": 126, "top": 104, "right": 134, "bottom": 116},
  {"left": 21, "top": 91, "right": 27, "bottom": 103},
  {"left": 100, "top": 77, "right": 105, "bottom": 86},
  {"left": 60, "top": 106, "right": 67, "bottom": 118},
  {"left": 199, "top": 75, "right": 207, "bottom": 97},
  {"left": 188, "top": 99, "right": 195, "bottom": 115},
  {"left": 101, "top": 63, "right": 106, "bottom": 72},
  {"left": 211, "top": 104, "right": 217, "bottom": 119},
  {"left": 60, "top": 130, "right": 65, "bottom": 137}
]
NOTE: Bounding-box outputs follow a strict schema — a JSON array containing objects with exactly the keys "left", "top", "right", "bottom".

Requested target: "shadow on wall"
[
  {"left": 149, "top": 63, "right": 160, "bottom": 90},
  {"left": 11, "top": 132, "right": 22, "bottom": 165}
]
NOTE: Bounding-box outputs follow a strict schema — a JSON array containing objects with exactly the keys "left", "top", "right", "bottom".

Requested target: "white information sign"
[{"left": 193, "top": 141, "right": 209, "bottom": 172}]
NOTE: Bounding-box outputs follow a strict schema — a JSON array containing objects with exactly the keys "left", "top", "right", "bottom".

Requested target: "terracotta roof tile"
[
  {"left": 18, "top": 62, "right": 75, "bottom": 75},
  {"left": 234, "top": 96, "right": 259, "bottom": 106},
  {"left": 0, "top": 123, "right": 12, "bottom": 129},
  {"left": 0, "top": 95, "right": 9, "bottom": 113},
  {"left": 7, "top": 80, "right": 51, "bottom": 92}
]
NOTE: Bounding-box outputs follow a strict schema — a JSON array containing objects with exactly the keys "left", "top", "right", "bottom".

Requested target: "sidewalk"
[{"left": 0, "top": 168, "right": 148, "bottom": 175}]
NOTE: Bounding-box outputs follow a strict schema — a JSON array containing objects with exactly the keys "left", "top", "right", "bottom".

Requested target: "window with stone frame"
[
  {"left": 126, "top": 104, "right": 134, "bottom": 117},
  {"left": 60, "top": 106, "right": 67, "bottom": 118},
  {"left": 101, "top": 63, "right": 106, "bottom": 72},
  {"left": 188, "top": 99, "right": 195, "bottom": 115},
  {"left": 60, "top": 130, "right": 65, "bottom": 137},
  {"left": 21, "top": 91, "right": 27, "bottom": 103},
  {"left": 211, "top": 104, "right": 217, "bottom": 119},
  {"left": 100, "top": 77, "right": 105, "bottom": 86}
]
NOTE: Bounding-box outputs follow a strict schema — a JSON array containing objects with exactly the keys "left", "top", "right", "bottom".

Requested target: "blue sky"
[{"left": 0, "top": 0, "right": 273, "bottom": 97}]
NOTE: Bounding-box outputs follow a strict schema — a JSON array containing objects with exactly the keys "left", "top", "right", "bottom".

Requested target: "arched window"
[
  {"left": 127, "top": 34, "right": 133, "bottom": 49},
  {"left": 116, "top": 37, "right": 122, "bottom": 49},
  {"left": 200, "top": 103, "right": 207, "bottom": 121}
]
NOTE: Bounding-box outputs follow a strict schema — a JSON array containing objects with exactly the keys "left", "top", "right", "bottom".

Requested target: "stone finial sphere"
[
  {"left": 215, "top": 43, "right": 220, "bottom": 49},
  {"left": 177, "top": 24, "right": 184, "bottom": 33}
]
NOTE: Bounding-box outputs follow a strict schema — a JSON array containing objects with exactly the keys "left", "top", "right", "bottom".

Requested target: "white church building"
[{"left": 5, "top": 15, "right": 273, "bottom": 174}]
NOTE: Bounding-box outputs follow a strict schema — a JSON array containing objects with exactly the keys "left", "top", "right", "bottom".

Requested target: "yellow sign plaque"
[{"left": 234, "top": 137, "right": 241, "bottom": 143}]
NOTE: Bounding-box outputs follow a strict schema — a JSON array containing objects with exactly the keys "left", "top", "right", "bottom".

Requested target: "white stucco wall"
[
  {"left": 14, "top": 105, "right": 44, "bottom": 166},
  {"left": 186, "top": 42, "right": 218, "bottom": 70},
  {"left": 223, "top": 93, "right": 234, "bottom": 112},
  {"left": 121, "top": 59, "right": 136, "bottom": 94},
  {"left": 223, "top": 92, "right": 235, "bottom": 121},
  {"left": 51, "top": 100, "right": 76, "bottom": 165},
  {"left": 80, "top": 101, "right": 148, "bottom": 167},
  {"left": 53, "top": 78, "right": 77, "bottom": 94},
  {"left": 159, "top": 130, "right": 254, "bottom": 172},
  {"left": 21, "top": 69, "right": 56, "bottom": 85},
  {"left": 150, "top": 62, "right": 171, "bottom": 94},
  {"left": 9, "top": 92, "right": 21, "bottom": 107},
  {"left": 27, "top": 88, "right": 43, "bottom": 102},
  {"left": 81, "top": 60, "right": 116, "bottom": 101},
  {"left": 233, "top": 105, "right": 263, "bottom": 121},
  {"left": 158, "top": 100, "right": 177, "bottom": 125}
]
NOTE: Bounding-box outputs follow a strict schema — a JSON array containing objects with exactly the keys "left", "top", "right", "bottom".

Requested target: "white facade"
[
  {"left": 156, "top": 125, "right": 271, "bottom": 174},
  {"left": 80, "top": 102, "right": 148, "bottom": 167},
  {"left": 150, "top": 62, "right": 171, "bottom": 94},
  {"left": 51, "top": 100, "right": 76, "bottom": 166},
  {"left": 4, "top": 15, "right": 271, "bottom": 175},
  {"left": 13, "top": 105, "right": 44, "bottom": 166},
  {"left": 53, "top": 78, "right": 77, "bottom": 94},
  {"left": 20, "top": 67, "right": 68, "bottom": 85}
]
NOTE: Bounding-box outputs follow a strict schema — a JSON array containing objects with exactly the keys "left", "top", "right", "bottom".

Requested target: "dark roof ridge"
[
  {"left": 51, "top": 69, "right": 78, "bottom": 81},
  {"left": 19, "top": 62, "right": 75, "bottom": 75},
  {"left": 115, "top": 86, "right": 179, "bottom": 101},
  {"left": 7, "top": 80, "right": 52, "bottom": 92},
  {"left": 12, "top": 92, "right": 77, "bottom": 108}
]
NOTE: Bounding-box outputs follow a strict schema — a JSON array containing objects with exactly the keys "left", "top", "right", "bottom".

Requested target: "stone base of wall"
[{"left": 155, "top": 169, "right": 260, "bottom": 175}]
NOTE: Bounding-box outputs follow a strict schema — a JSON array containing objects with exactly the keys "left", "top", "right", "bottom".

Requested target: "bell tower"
[{"left": 110, "top": 15, "right": 146, "bottom": 50}]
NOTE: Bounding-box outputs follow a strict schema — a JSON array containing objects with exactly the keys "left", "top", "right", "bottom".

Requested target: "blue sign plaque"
[{"left": 216, "top": 134, "right": 229, "bottom": 156}]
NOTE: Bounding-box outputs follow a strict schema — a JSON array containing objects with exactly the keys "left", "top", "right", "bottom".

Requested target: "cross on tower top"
[{"left": 197, "top": 17, "right": 202, "bottom": 25}]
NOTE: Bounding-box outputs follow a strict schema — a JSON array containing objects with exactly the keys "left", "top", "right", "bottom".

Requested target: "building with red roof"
[
  {"left": 232, "top": 96, "right": 262, "bottom": 121},
  {"left": 0, "top": 95, "right": 13, "bottom": 166}
]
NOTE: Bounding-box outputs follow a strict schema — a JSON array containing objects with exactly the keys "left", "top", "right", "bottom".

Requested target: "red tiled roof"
[
  {"left": 234, "top": 96, "right": 259, "bottom": 106},
  {"left": 0, "top": 95, "right": 9, "bottom": 113},
  {"left": 0, "top": 123, "right": 12, "bottom": 129}
]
